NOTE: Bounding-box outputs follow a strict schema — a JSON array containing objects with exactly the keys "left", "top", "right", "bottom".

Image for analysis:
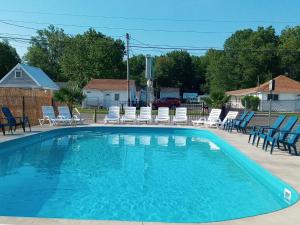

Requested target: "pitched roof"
[
  {"left": 0, "top": 63, "right": 59, "bottom": 90},
  {"left": 226, "top": 75, "right": 300, "bottom": 96},
  {"left": 84, "top": 79, "right": 135, "bottom": 91},
  {"left": 20, "top": 64, "right": 59, "bottom": 90}
]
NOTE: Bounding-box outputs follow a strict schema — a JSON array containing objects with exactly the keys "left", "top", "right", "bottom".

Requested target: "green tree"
[
  {"left": 241, "top": 96, "right": 260, "bottom": 111},
  {"left": 206, "top": 27, "right": 280, "bottom": 92},
  {"left": 154, "top": 50, "right": 196, "bottom": 90},
  {"left": 202, "top": 91, "right": 230, "bottom": 108},
  {"left": 192, "top": 55, "right": 208, "bottom": 94},
  {"left": 223, "top": 26, "right": 279, "bottom": 89},
  {"left": 205, "top": 49, "right": 233, "bottom": 92},
  {"left": 0, "top": 40, "right": 20, "bottom": 79},
  {"left": 54, "top": 82, "right": 85, "bottom": 114},
  {"left": 128, "top": 54, "right": 147, "bottom": 88},
  {"left": 278, "top": 26, "right": 300, "bottom": 80},
  {"left": 60, "top": 28, "right": 126, "bottom": 87},
  {"left": 24, "top": 25, "right": 67, "bottom": 81}
]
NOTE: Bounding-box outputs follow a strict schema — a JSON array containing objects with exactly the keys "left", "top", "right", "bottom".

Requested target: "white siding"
[{"left": 83, "top": 88, "right": 136, "bottom": 108}]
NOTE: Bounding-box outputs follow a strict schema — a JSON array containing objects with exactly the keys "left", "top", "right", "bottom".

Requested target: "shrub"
[{"left": 241, "top": 96, "right": 260, "bottom": 111}]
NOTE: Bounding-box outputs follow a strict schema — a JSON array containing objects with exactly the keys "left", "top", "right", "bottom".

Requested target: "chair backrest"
[
  {"left": 222, "top": 111, "right": 238, "bottom": 123},
  {"left": 157, "top": 107, "right": 169, "bottom": 119},
  {"left": 278, "top": 116, "right": 298, "bottom": 140},
  {"left": 58, "top": 106, "right": 71, "bottom": 119},
  {"left": 175, "top": 107, "right": 187, "bottom": 118},
  {"left": 42, "top": 106, "right": 56, "bottom": 119},
  {"left": 234, "top": 111, "right": 248, "bottom": 125},
  {"left": 124, "top": 107, "right": 136, "bottom": 119},
  {"left": 1, "top": 107, "right": 16, "bottom": 125},
  {"left": 139, "top": 107, "right": 151, "bottom": 119},
  {"left": 287, "top": 125, "right": 300, "bottom": 144},
  {"left": 108, "top": 106, "right": 120, "bottom": 118},
  {"left": 207, "top": 108, "right": 221, "bottom": 121},
  {"left": 240, "top": 111, "right": 255, "bottom": 128},
  {"left": 2, "top": 107, "right": 15, "bottom": 119},
  {"left": 267, "top": 115, "right": 286, "bottom": 136},
  {"left": 281, "top": 116, "right": 298, "bottom": 132}
]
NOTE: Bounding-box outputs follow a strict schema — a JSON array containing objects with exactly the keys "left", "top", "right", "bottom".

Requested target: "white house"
[
  {"left": 82, "top": 79, "right": 136, "bottom": 108},
  {"left": 226, "top": 75, "right": 300, "bottom": 112},
  {"left": 0, "top": 63, "right": 59, "bottom": 91},
  {"left": 160, "top": 87, "right": 180, "bottom": 98}
]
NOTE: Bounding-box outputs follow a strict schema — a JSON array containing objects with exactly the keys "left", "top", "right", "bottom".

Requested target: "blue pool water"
[{"left": 0, "top": 127, "right": 298, "bottom": 222}]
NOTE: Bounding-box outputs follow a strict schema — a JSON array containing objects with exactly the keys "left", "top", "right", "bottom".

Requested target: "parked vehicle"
[{"left": 152, "top": 98, "right": 181, "bottom": 109}]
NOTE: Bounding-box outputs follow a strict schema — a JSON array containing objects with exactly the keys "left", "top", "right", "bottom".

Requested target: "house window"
[
  {"left": 15, "top": 70, "right": 22, "bottom": 78},
  {"left": 267, "top": 94, "right": 279, "bottom": 101},
  {"left": 114, "top": 93, "right": 120, "bottom": 101}
]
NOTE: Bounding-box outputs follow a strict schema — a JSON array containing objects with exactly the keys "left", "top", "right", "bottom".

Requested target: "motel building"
[{"left": 226, "top": 75, "right": 300, "bottom": 112}]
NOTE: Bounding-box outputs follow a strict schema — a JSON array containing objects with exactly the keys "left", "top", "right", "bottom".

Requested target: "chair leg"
[
  {"left": 248, "top": 134, "right": 252, "bottom": 143},
  {"left": 270, "top": 141, "right": 276, "bottom": 154},
  {"left": 264, "top": 140, "right": 269, "bottom": 151},
  {"left": 256, "top": 136, "right": 261, "bottom": 147},
  {"left": 293, "top": 145, "right": 298, "bottom": 155}
]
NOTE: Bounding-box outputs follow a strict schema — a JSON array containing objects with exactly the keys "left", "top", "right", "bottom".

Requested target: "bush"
[
  {"left": 241, "top": 96, "right": 260, "bottom": 111},
  {"left": 203, "top": 91, "right": 230, "bottom": 108}
]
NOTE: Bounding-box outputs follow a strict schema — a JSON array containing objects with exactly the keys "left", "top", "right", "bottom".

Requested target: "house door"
[{"left": 104, "top": 93, "right": 111, "bottom": 108}]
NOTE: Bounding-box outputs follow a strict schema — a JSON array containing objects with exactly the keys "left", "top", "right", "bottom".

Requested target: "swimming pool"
[{"left": 0, "top": 127, "right": 298, "bottom": 223}]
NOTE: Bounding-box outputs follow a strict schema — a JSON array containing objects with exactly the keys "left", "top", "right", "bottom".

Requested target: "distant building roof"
[
  {"left": 226, "top": 75, "right": 300, "bottom": 96},
  {"left": 0, "top": 63, "right": 59, "bottom": 90},
  {"left": 84, "top": 79, "right": 135, "bottom": 91},
  {"left": 160, "top": 87, "right": 180, "bottom": 92}
]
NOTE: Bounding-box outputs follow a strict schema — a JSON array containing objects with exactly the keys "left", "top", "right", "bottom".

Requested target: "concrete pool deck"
[{"left": 0, "top": 124, "right": 299, "bottom": 225}]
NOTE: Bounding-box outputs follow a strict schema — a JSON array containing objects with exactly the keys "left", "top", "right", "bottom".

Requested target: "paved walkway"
[{"left": 0, "top": 125, "right": 299, "bottom": 225}]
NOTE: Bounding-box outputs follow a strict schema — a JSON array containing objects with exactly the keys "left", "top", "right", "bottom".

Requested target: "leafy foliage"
[
  {"left": 60, "top": 29, "right": 126, "bottom": 87},
  {"left": 24, "top": 25, "right": 67, "bottom": 81},
  {"left": 0, "top": 40, "right": 20, "bottom": 79},
  {"left": 54, "top": 82, "right": 86, "bottom": 113},
  {"left": 128, "top": 54, "right": 147, "bottom": 88},
  {"left": 278, "top": 26, "right": 300, "bottom": 81},
  {"left": 154, "top": 51, "right": 204, "bottom": 91},
  {"left": 202, "top": 91, "right": 230, "bottom": 108},
  {"left": 206, "top": 27, "right": 280, "bottom": 92},
  {"left": 241, "top": 96, "right": 260, "bottom": 111}
]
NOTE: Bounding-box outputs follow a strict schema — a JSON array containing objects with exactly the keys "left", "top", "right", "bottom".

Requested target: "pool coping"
[{"left": 0, "top": 124, "right": 300, "bottom": 225}]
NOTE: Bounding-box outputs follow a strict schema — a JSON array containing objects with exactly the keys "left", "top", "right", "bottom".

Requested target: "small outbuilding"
[
  {"left": 226, "top": 75, "right": 300, "bottom": 112},
  {"left": 0, "top": 63, "right": 59, "bottom": 91},
  {"left": 160, "top": 87, "right": 180, "bottom": 99},
  {"left": 82, "top": 79, "right": 136, "bottom": 108}
]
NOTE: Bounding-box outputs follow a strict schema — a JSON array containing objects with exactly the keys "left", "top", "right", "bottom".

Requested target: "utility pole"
[{"left": 126, "top": 33, "right": 130, "bottom": 106}]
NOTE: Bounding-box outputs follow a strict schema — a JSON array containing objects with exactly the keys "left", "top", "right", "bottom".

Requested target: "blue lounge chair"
[
  {"left": 264, "top": 116, "right": 298, "bottom": 153},
  {"left": 279, "top": 125, "right": 300, "bottom": 155},
  {"left": 234, "top": 111, "right": 255, "bottom": 133},
  {"left": 225, "top": 111, "right": 248, "bottom": 131},
  {"left": 0, "top": 120, "right": 7, "bottom": 135},
  {"left": 1, "top": 107, "right": 31, "bottom": 133},
  {"left": 248, "top": 115, "right": 286, "bottom": 145}
]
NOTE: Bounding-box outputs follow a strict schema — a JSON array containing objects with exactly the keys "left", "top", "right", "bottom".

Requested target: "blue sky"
[{"left": 1, "top": 0, "right": 300, "bottom": 57}]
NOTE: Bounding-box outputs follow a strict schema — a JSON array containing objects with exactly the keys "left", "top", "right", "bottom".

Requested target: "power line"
[
  {"left": 0, "top": 19, "right": 234, "bottom": 34},
  {"left": 0, "top": 9, "right": 299, "bottom": 24}
]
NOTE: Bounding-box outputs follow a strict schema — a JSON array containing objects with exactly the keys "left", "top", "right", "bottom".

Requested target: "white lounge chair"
[
  {"left": 58, "top": 106, "right": 84, "bottom": 125},
  {"left": 157, "top": 135, "right": 169, "bottom": 146},
  {"left": 137, "top": 107, "right": 152, "bottom": 124},
  {"left": 39, "top": 106, "right": 69, "bottom": 126},
  {"left": 192, "top": 108, "right": 221, "bottom": 126},
  {"left": 218, "top": 111, "right": 239, "bottom": 129},
  {"left": 155, "top": 107, "right": 170, "bottom": 124},
  {"left": 174, "top": 136, "right": 187, "bottom": 147},
  {"left": 173, "top": 107, "right": 187, "bottom": 124},
  {"left": 121, "top": 107, "right": 136, "bottom": 123},
  {"left": 104, "top": 106, "right": 120, "bottom": 123}
]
